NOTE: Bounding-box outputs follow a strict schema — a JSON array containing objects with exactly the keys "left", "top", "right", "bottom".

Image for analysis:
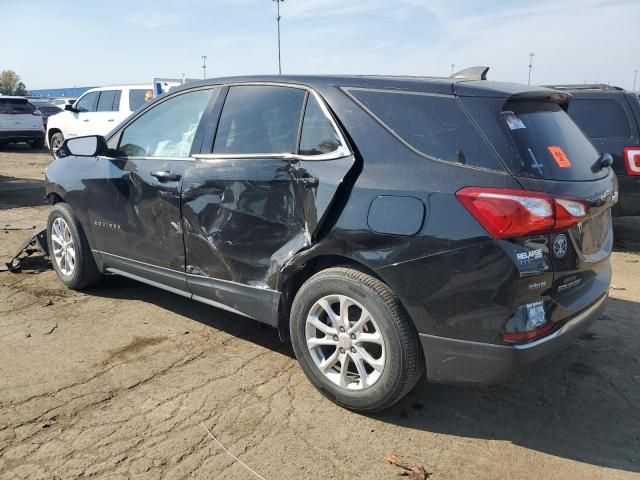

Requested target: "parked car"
[
  {"left": 45, "top": 75, "right": 616, "bottom": 412},
  {"left": 544, "top": 84, "right": 640, "bottom": 217},
  {"left": 0, "top": 96, "right": 45, "bottom": 149},
  {"left": 27, "top": 99, "right": 62, "bottom": 129},
  {"left": 46, "top": 84, "right": 153, "bottom": 154}
]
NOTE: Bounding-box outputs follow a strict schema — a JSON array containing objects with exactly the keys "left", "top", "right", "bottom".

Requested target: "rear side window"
[
  {"left": 0, "top": 99, "right": 35, "bottom": 114},
  {"left": 214, "top": 85, "right": 306, "bottom": 155},
  {"left": 74, "top": 92, "right": 99, "bottom": 112},
  {"left": 501, "top": 101, "right": 602, "bottom": 180},
  {"left": 129, "top": 89, "right": 153, "bottom": 111},
  {"left": 347, "top": 89, "right": 502, "bottom": 170},
  {"left": 299, "top": 95, "right": 343, "bottom": 156},
  {"left": 568, "top": 99, "right": 631, "bottom": 139},
  {"left": 96, "top": 90, "right": 120, "bottom": 112}
]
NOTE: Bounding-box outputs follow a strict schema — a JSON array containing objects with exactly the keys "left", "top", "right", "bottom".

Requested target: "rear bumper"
[
  {"left": 0, "top": 130, "right": 45, "bottom": 143},
  {"left": 420, "top": 293, "right": 607, "bottom": 385}
]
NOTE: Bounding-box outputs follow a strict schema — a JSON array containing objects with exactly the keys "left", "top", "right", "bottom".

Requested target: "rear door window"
[
  {"left": 0, "top": 98, "right": 35, "bottom": 114},
  {"left": 96, "top": 90, "right": 119, "bottom": 112},
  {"left": 500, "top": 101, "right": 603, "bottom": 180},
  {"left": 346, "top": 88, "right": 503, "bottom": 170},
  {"left": 567, "top": 99, "right": 631, "bottom": 139},
  {"left": 213, "top": 85, "right": 306, "bottom": 154}
]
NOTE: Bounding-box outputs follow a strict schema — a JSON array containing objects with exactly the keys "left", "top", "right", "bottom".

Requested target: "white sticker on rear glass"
[{"left": 502, "top": 111, "right": 526, "bottom": 130}]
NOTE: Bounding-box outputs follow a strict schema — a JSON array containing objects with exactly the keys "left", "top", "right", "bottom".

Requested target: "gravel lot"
[{"left": 1, "top": 145, "right": 639, "bottom": 480}]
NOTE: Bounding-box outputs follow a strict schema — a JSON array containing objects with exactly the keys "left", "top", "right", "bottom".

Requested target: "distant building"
[{"left": 29, "top": 87, "right": 95, "bottom": 98}]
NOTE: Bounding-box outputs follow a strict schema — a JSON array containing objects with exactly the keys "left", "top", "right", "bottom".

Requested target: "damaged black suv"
[{"left": 45, "top": 74, "right": 616, "bottom": 412}]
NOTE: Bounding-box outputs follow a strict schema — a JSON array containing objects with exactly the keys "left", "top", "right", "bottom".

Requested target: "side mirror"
[
  {"left": 61, "top": 135, "right": 108, "bottom": 157},
  {"left": 64, "top": 104, "right": 75, "bottom": 112}
]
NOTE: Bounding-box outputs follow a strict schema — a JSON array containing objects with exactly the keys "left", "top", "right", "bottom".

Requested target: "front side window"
[
  {"left": 74, "top": 92, "right": 99, "bottom": 112},
  {"left": 118, "top": 89, "right": 214, "bottom": 158},
  {"left": 213, "top": 85, "right": 306, "bottom": 155},
  {"left": 96, "top": 90, "right": 120, "bottom": 112},
  {"left": 299, "top": 95, "right": 342, "bottom": 156}
]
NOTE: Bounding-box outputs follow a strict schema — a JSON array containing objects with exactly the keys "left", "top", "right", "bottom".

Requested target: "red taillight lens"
[
  {"left": 623, "top": 147, "right": 640, "bottom": 176},
  {"left": 456, "top": 187, "right": 587, "bottom": 239}
]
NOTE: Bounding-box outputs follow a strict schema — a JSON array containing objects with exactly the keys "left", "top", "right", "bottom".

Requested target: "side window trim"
[
  {"left": 196, "top": 83, "right": 350, "bottom": 161},
  {"left": 110, "top": 86, "right": 217, "bottom": 161}
]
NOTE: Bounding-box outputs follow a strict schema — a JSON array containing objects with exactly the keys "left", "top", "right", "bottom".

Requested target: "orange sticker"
[{"left": 548, "top": 146, "right": 572, "bottom": 168}]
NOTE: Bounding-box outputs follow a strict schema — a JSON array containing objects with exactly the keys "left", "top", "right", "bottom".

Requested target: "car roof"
[
  {"left": 85, "top": 84, "right": 152, "bottom": 93},
  {"left": 171, "top": 74, "right": 558, "bottom": 98},
  {"left": 0, "top": 95, "right": 28, "bottom": 100}
]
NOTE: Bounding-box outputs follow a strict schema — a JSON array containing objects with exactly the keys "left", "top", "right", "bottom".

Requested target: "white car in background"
[
  {"left": 46, "top": 84, "right": 153, "bottom": 153},
  {"left": 0, "top": 96, "right": 45, "bottom": 149}
]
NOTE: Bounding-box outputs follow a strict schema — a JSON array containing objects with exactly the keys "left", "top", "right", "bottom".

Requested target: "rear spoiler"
[{"left": 507, "top": 90, "right": 572, "bottom": 110}]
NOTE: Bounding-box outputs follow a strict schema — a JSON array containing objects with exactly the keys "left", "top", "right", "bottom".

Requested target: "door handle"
[
  {"left": 295, "top": 176, "right": 319, "bottom": 188},
  {"left": 107, "top": 119, "right": 115, "bottom": 122},
  {"left": 150, "top": 170, "right": 181, "bottom": 182},
  {"left": 82, "top": 119, "right": 90, "bottom": 122}
]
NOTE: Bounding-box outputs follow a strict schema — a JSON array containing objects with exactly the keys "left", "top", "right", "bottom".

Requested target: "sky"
[{"left": 1, "top": 0, "right": 638, "bottom": 91}]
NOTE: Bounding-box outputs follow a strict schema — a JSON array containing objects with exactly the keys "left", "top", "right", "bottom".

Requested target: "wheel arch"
[{"left": 276, "top": 253, "right": 406, "bottom": 339}]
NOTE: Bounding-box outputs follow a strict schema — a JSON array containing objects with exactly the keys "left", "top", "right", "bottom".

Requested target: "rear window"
[
  {"left": 0, "top": 98, "right": 35, "bottom": 114},
  {"left": 129, "top": 89, "right": 153, "bottom": 111},
  {"left": 500, "top": 101, "right": 602, "bottom": 180},
  {"left": 346, "top": 88, "right": 503, "bottom": 170},
  {"left": 567, "top": 99, "right": 631, "bottom": 139}
]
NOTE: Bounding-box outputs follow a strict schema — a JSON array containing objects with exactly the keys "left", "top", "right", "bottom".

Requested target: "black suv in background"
[
  {"left": 546, "top": 84, "right": 640, "bottom": 217},
  {"left": 45, "top": 76, "right": 615, "bottom": 412}
]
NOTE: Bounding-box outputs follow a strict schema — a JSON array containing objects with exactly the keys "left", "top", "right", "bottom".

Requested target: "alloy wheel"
[
  {"left": 305, "top": 294, "right": 386, "bottom": 390},
  {"left": 51, "top": 217, "right": 76, "bottom": 276}
]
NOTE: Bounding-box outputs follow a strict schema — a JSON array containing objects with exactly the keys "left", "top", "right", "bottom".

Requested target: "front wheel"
[
  {"left": 47, "top": 203, "right": 103, "bottom": 289},
  {"left": 290, "top": 267, "right": 423, "bottom": 412},
  {"left": 49, "top": 132, "right": 64, "bottom": 156}
]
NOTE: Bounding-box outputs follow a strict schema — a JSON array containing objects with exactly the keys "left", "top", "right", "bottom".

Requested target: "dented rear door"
[{"left": 182, "top": 85, "right": 356, "bottom": 324}]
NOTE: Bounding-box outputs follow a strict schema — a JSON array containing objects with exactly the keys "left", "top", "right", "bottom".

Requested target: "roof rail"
[
  {"left": 450, "top": 66, "right": 489, "bottom": 81},
  {"left": 542, "top": 83, "right": 624, "bottom": 92}
]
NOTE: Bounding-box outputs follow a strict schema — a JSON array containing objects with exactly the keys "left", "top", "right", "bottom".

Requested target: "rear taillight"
[
  {"left": 623, "top": 147, "right": 640, "bottom": 175},
  {"left": 501, "top": 323, "right": 554, "bottom": 342},
  {"left": 456, "top": 187, "right": 587, "bottom": 239}
]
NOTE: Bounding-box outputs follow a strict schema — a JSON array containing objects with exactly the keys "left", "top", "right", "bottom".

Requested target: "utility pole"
[
  {"left": 201, "top": 56, "right": 207, "bottom": 79},
  {"left": 528, "top": 52, "right": 535, "bottom": 85},
  {"left": 273, "top": 0, "right": 284, "bottom": 74},
  {"left": 451, "top": 64, "right": 456, "bottom": 76},
  {"left": 634, "top": 70, "right": 638, "bottom": 92}
]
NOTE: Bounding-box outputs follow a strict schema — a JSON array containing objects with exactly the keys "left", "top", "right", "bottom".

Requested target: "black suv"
[
  {"left": 45, "top": 76, "right": 615, "bottom": 412},
  {"left": 545, "top": 84, "right": 640, "bottom": 217}
]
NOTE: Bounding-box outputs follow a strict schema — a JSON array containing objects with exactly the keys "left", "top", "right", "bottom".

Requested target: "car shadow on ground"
[
  {"left": 0, "top": 175, "right": 46, "bottom": 210},
  {"left": 12, "top": 257, "right": 640, "bottom": 473}
]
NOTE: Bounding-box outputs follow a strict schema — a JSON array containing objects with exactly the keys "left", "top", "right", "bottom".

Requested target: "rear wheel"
[
  {"left": 49, "top": 132, "right": 64, "bottom": 155},
  {"left": 290, "top": 267, "right": 423, "bottom": 412},
  {"left": 47, "top": 203, "right": 102, "bottom": 289}
]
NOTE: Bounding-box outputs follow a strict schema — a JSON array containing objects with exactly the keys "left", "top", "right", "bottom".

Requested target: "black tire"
[
  {"left": 49, "top": 132, "right": 64, "bottom": 155},
  {"left": 47, "top": 203, "right": 103, "bottom": 289},
  {"left": 290, "top": 267, "right": 424, "bottom": 412}
]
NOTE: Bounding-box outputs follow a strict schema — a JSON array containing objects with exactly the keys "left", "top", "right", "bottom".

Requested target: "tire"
[
  {"left": 290, "top": 267, "right": 424, "bottom": 412},
  {"left": 49, "top": 132, "right": 64, "bottom": 156},
  {"left": 47, "top": 203, "right": 103, "bottom": 289}
]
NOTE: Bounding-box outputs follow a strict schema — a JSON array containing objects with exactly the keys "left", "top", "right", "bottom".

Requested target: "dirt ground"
[{"left": 0, "top": 144, "right": 639, "bottom": 480}]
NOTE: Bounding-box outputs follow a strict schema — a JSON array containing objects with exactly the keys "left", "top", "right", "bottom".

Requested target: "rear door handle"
[
  {"left": 82, "top": 119, "right": 90, "bottom": 122},
  {"left": 150, "top": 171, "right": 181, "bottom": 182},
  {"left": 107, "top": 119, "right": 115, "bottom": 122}
]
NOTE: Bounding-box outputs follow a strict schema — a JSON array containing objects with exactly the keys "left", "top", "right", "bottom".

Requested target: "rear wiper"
[{"left": 591, "top": 153, "right": 613, "bottom": 173}]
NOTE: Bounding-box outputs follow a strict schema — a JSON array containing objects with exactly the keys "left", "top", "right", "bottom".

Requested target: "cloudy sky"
[{"left": 2, "top": 0, "right": 638, "bottom": 90}]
